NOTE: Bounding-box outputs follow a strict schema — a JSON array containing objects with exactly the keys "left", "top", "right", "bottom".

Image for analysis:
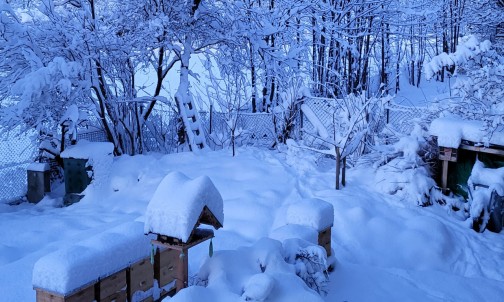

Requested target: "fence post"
[
  {"left": 298, "top": 97, "right": 304, "bottom": 140},
  {"left": 209, "top": 104, "right": 213, "bottom": 135},
  {"left": 335, "top": 147, "right": 341, "bottom": 190}
]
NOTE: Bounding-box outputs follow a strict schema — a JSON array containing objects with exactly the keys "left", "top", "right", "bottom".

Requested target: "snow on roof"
[
  {"left": 144, "top": 172, "right": 224, "bottom": 242},
  {"left": 32, "top": 221, "right": 153, "bottom": 295},
  {"left": 60, "top": 140, "right": 114, "bottom": 159},
  {"left": 285, "top": 198, "right": 334, "bottom": 231},
  {"left": 429, "top": 117, "right": 504, "bottom": 148}
]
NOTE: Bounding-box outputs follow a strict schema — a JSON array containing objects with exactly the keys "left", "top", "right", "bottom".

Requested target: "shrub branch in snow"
[
  {"left": 179, "top": 238, "right": 326, "bottom": 302},
  {"left": 290, "top": 247, "right": 329, "bottom": 295},
  {"left": 374, "top": 123, "right": 437, "bottom": 206}
]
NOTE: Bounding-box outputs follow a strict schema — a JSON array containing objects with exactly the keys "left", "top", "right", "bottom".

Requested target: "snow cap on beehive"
[
  {"left": 144, "top": 171, "right": 224, "bottom": 243},
  {"left": 285, "top": 198, "right": 334, "bottom": 231}
]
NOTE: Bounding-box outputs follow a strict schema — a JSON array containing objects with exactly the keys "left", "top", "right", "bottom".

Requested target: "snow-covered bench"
[{"left": 32, "top": 221, "right": 176, "bottom": 302}]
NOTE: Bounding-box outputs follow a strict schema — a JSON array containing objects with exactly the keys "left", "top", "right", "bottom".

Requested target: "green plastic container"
[{"left": 63, "top": 158, "right": 91, "bottom": 194}]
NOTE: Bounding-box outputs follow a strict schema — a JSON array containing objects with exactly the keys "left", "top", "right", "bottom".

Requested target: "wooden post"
[
  {"left": 176, "top": 248, "right": 188, "bottom": 292},
  {"left": 342, "top": 157, "right": 346, "bottom": 187},
  {"left": 441, "top": 160, "right": 449, "bottom": 193},
  {"left": 335, "top": 147, "right": 341, "bottom": 190}
]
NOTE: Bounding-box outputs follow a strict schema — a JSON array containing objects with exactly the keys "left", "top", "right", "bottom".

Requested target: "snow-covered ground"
[{"left": 1, "top": 147, "right": 503, "bottom": 301}]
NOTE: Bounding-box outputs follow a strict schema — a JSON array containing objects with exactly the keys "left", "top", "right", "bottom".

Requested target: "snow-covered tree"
[
  {"left": 298, "top": 92, "right": 388, "bottom": 189},
  {"left": 0, "top": 0, "right": 229, "bottom": 155},
  {"left": 425, "top": 35, "right": 504, "bottom": 141}
]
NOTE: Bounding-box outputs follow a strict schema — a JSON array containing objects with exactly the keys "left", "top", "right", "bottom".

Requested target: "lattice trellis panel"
[
  {"left": 0, "top": 130, "right": 37, "bottom": 204},
  {"left": 205, "top": 112, "right": 279, "bottom": 147},
  {"left": 385, "top": 103, "right": 430, "bottom": 135}
]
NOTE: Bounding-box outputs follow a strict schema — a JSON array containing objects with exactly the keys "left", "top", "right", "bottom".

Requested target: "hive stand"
[{"left": 151, "top": 229, "right": 214, "bottom": 292}]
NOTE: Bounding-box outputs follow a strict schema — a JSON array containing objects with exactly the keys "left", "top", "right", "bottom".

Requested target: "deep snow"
[{"left": 0, "top": 147, "right": 503, "bottom": 301}]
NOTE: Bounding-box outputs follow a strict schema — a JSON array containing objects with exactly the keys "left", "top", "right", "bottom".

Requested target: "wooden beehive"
[
  {"left": 35, "top": 284, "right": 95, "bottom": 302},
  {"left": 318, "top": 227, "right": 332, "bottom": 257},
  {"left": 98, "top": 269, "right": 127, "bottom": 302},
  {"left": 127, "top": 258, "right": 154, "bottom": 300},
  {"left": 154, "top": 248, "right": 179, "bottom": 288}
]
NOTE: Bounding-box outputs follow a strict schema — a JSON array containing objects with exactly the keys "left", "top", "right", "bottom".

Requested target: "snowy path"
[{"left": 0, "top": 147, "right": 503, "bottom": 301}]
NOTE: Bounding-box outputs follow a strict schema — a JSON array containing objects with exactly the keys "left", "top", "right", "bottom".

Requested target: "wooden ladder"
[{"left": 177, "top": 96, "right": 207, "bottom": 151}]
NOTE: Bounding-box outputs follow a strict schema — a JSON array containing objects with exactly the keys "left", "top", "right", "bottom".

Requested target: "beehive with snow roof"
[
  {"left": 280, "top": 198, "right": 334, "bottom": 257},
  {"left": 144, "top": 171, "right": 223, "bottom": 245},
  {"left": 429, "top": 117, "right": 504, "bottom": 195},
  {"left": 430, "top": 117, "right": 504, "bottom": 233}
]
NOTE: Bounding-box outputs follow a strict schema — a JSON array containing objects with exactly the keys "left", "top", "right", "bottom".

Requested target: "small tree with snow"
[
  {"left": 299, "top": 92, "right": 388, "bottom": 189},
  {"left": 271, "top": 77, "right": 306, "bottom": 147},
  {"left": 203, "top": 55, "right": 249, "bottom": 156}
]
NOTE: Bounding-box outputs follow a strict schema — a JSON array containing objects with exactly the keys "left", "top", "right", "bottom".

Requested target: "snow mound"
[
  {"left": 468, "top": 159, "right": 504, "bottom": 194},
  {"left": 32, "top": 221, "right": 152, "bottom": 295},
  {"left": 333, "top": 204, "right": 456, "bottom": 272},
  {"left": 242, "top": 273, "right": 275, "bottom": 301},
  {"left": 285, "top": 198, "right": 334, "bottom": 231},
  {"left": 467, "top": 159, "right": 504, "bottom": 225},
  {"left": 144, "top": 171, "right": 223, "bottom": 242},
  {"left": 270, "top": 224, "right": 318, "bottom": 244},
  {"left": 169, "top": 238, "right": 324, "bottom": 302}
]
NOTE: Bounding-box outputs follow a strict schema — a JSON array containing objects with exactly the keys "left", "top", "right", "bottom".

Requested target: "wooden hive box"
[
  {"left": 127, "top": 257, "right": 154, "bottom": 301},
  {"left": 155, "top": 248, "right": 179, "bottom": 288},
  {"left": 318, "top": 227, "right": 332, "bottom": 257},
  {"left": 35, "top": 284, "right": 95, "bottom": 302},
  {"left": 98, "top": 269, "right": 127, "bottom": 302}
]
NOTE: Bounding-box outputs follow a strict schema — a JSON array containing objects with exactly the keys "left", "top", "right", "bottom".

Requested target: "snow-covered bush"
[
  {"left": 283, "top": 239, "right": 329, "bottom": 295},
  {"left": 181, "top": 238, "right": 325, "bottom": 302},
  {"left": 467, "top": 159, "right": 504, "bottom": 232},
  {"left": 374, "top": 124, "right": 437, "bottom": 206}
]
